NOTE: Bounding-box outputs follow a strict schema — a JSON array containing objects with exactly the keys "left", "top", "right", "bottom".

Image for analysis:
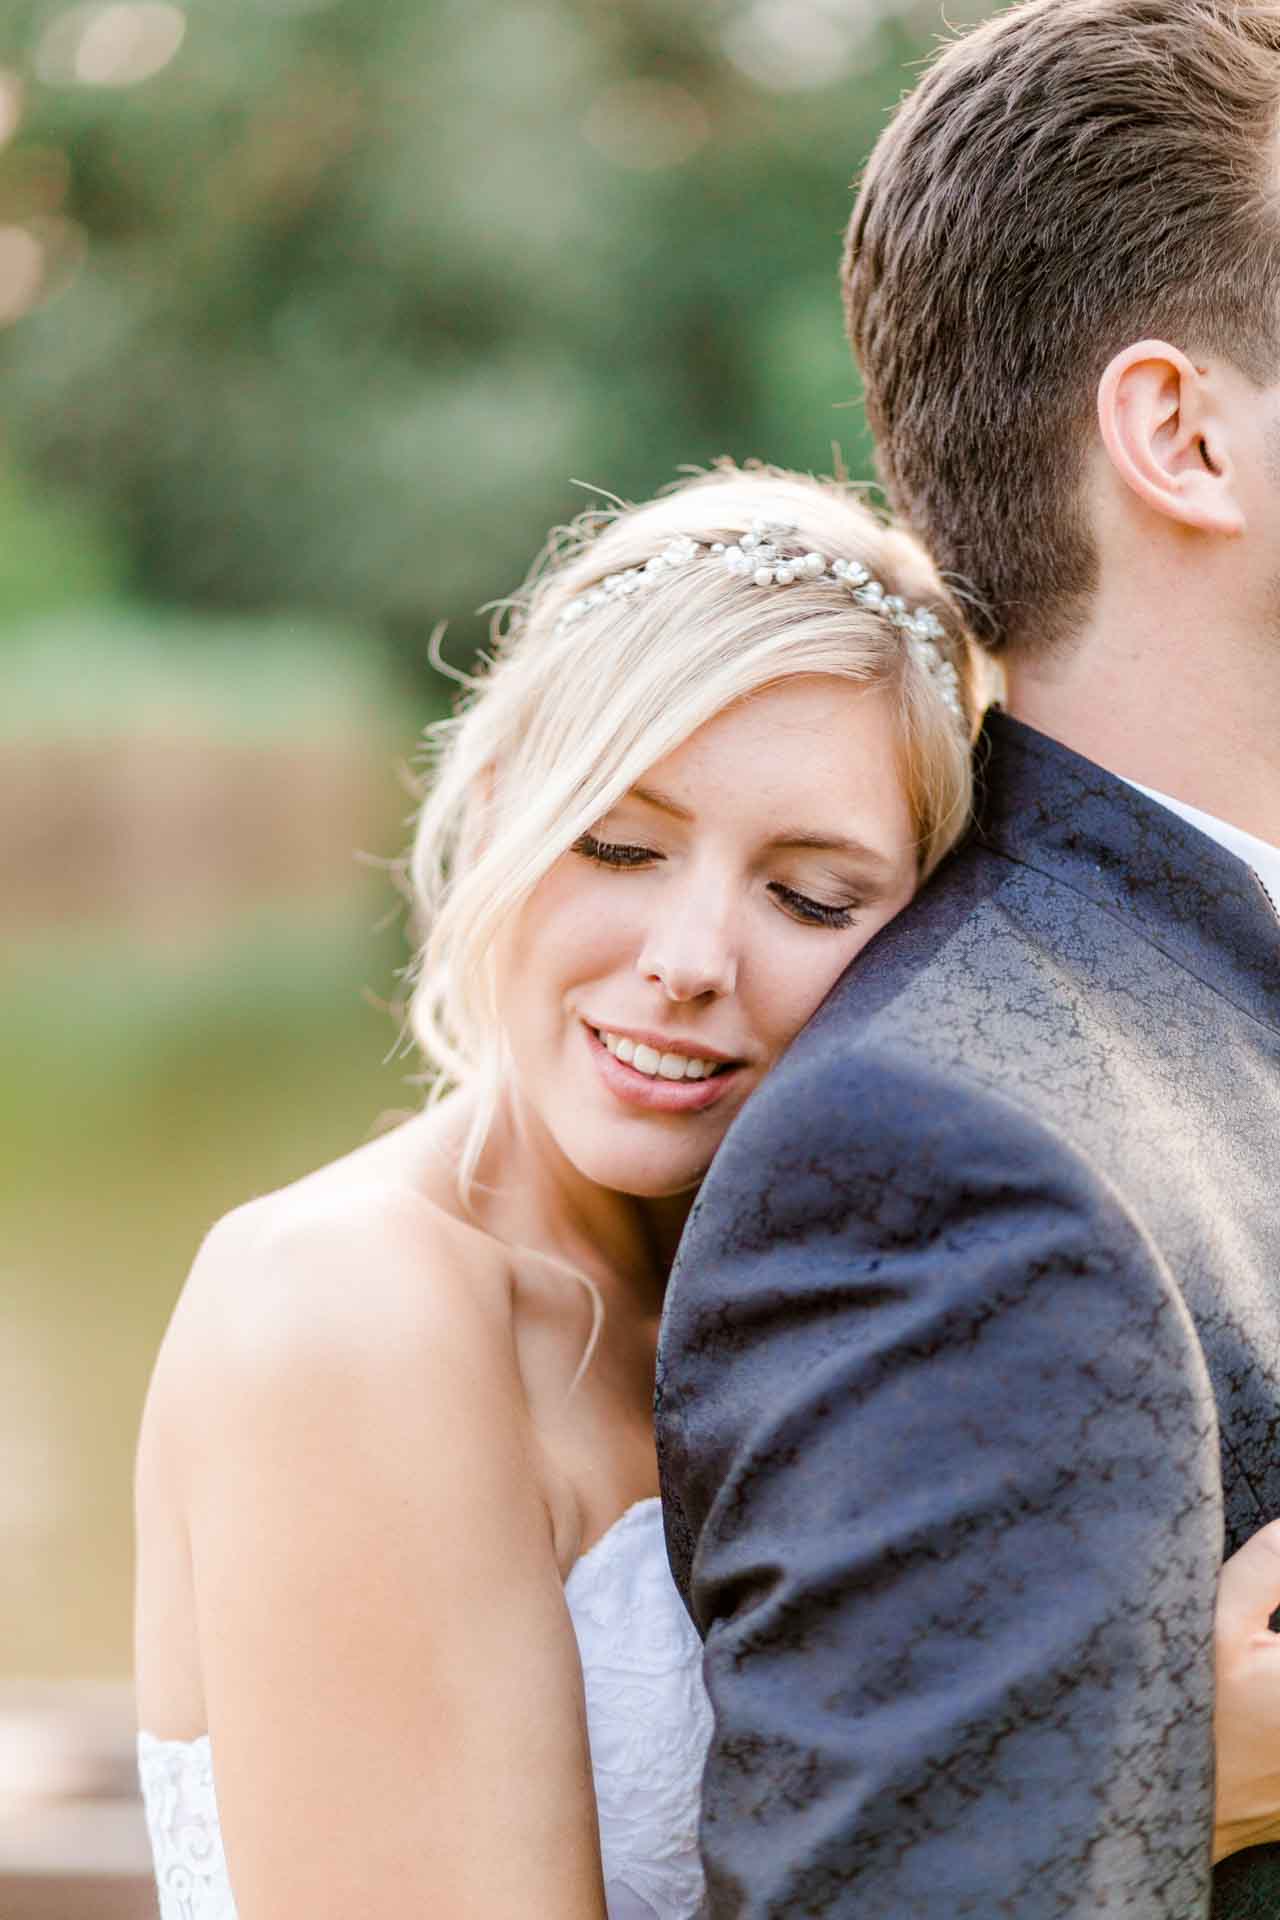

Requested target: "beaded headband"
[{"left": 554, "top": 518, "right": 965, "bottom": 724}]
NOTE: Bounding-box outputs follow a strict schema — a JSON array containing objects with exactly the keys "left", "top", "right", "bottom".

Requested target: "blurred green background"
[{"left": 1, "top": 0, "right": 1001, "bottom": 1695}]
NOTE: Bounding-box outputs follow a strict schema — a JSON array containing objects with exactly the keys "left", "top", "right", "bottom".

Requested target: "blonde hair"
[{"left": 408, "top": 463, "right": 982, "bottom": 1192}]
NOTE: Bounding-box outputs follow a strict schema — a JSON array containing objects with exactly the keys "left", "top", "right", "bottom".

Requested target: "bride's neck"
[{"left": 447, "top": 1090, "right": 690, "bottom": 1315}]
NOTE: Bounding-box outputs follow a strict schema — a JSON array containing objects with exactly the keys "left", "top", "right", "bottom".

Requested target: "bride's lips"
[{"left": 583, "top": 1023, "right": 747, "bottom": 1114}]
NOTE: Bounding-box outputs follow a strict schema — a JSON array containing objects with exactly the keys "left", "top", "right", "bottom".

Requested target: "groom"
[{"left": 656, "top": 2, "right": 1280, "bottom": 1914}]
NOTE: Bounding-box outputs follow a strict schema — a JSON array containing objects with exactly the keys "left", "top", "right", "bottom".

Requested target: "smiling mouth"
[{"left": 591, "top": 1027, "right": 739, "bottom": 1083}]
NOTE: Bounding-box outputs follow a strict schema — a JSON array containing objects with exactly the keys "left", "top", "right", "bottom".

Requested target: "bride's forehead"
[
  {"left": 664, "top": 674, "right": 889, "bottom": 741},
  {"left": 626, "top": 679, "right": 904, "bottom": 800}
]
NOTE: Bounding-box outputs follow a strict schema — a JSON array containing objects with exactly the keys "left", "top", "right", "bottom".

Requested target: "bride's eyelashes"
[
  {"left": 573, "top": 831, "right": 656, "bottom": 870},
  {"left": 768, "top": 884, "right": 862, "bottom": 932},
  {"left": 571, "top": 833, "right": 863, "bottom": 932}
]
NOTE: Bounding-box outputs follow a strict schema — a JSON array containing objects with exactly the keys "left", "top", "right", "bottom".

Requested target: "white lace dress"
[{"left": 137, "top": 1497, "right": 712, "bottom": 1919}]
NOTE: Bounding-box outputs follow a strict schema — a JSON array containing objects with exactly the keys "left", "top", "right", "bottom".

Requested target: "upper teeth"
[{"left": 599, "top": 1031, "right": 724, "bottom": 1081}]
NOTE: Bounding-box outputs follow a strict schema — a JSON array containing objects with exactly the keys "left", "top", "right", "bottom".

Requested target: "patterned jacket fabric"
[{"left": 656, "top": 711, "right": 1280, "bottom": 1918}]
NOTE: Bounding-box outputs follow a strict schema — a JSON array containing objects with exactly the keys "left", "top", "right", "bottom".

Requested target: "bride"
[{"left": 134, "top": 464, "right": 1280, "bottom": 1919}]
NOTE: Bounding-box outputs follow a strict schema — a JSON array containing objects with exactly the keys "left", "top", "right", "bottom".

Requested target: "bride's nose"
[{"left": 635, "top": 884, "right": 739, "bottom": 1002}]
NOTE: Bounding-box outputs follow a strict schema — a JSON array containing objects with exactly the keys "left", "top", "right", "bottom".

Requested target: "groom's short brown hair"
[{"left": 843, "top": 0, "right": 1280, "bottom": 655}]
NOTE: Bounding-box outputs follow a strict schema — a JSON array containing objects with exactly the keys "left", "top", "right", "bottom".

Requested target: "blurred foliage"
[
  {"left": 0, "top": 459, "right": 126, "bottom": 619},
  {"left": 0, "top": 0, "right": 998, "bottom": 683},
  {"left": 0, "top": 0, "right": 1010, "bottom": 1683}
]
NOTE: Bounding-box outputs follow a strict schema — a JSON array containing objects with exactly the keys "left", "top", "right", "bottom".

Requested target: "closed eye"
[
  {"left": 574, "top": 834, "right": 862, "bottom": 927},
  {"left": 769, "top": 883, "right": 862, "bottom": 931},
  {"left": 573, "top": 832, "right": 661, "bottom": 870}
]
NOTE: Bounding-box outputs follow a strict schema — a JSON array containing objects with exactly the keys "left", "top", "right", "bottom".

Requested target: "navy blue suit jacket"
[{"left": 656, "top": 712, "right": 1280, "bottom": 1917}]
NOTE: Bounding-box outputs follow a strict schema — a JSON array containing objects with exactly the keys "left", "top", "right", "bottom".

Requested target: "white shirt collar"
[{"left": 1128, "top": 780, "right": 1280, "bottom": 910}]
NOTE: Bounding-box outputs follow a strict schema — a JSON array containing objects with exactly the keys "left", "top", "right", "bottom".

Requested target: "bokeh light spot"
[
  {"left": 721, "top": 0, "right": 866, "bottom": 93},
  {"left": 36, "top": 3, "right": 187, "bottom": 90}
]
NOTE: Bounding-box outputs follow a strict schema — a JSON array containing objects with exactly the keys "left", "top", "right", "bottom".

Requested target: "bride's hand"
[{"left": 1214, "top": 1521, "right": 1280, "bottom": 1863}]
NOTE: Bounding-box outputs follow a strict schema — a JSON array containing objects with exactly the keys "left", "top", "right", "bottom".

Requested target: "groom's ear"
[{"left": 1096, "top": 341, "right": 1247, "bottom": 538}]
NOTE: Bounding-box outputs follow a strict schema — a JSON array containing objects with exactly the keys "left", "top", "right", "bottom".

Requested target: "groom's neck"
[{"left": 1002, "top": 600, "right": 1280, "bottom": 851}]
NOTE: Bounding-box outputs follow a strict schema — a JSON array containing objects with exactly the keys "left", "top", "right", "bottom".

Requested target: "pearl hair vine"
[{"left": 554, "top": 518, "right": 966, "bottom": 724}]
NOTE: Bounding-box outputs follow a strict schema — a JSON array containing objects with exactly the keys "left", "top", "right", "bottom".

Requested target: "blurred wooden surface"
[
  {"left": 0, "top": 732, "right": 384, "bottom": 935},
  {"left": 0, "top": 1871, "right": 155, "bottom": 1920},
  {"left": 0, "top": 1686, "right": 156, "bottom": 1920}
]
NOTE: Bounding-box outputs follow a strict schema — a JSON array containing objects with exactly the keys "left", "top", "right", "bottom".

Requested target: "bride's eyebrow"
[
  {"left": 628, "top": 782, "right": 694, "bottom": 822},
  {"left": 626, "top": 784, "right": 895, "bottom": 874},
  {"left": 768, "top": 830, "right": 898, "bottom": 874}
]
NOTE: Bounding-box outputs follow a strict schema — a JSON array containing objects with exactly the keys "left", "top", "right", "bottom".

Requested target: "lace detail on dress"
[
  {"left": 137, "top": 1731, "right": 236, "bottom": 1920},
  {"left": 567, "top": 1499, "right": 711, "bottom": 1919},
  {"left": 137, "top": 1498, "right": 711, "bottom": 1920}
]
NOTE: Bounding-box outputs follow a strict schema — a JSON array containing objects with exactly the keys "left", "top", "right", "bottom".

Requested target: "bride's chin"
[{"left": 566, "top": 1140, "right": 716, "bottom": 1203}]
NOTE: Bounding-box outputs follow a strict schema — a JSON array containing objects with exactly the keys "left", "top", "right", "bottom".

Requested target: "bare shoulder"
[
  {"left": 142, "top": 1154, "right": 522, "bottom": 1493},
  {"left": 195, "top": 1175, "right": 510, "bottom": 1349},
  {"left": 136, "top": 1154, "right": 608, "bottom": 1913}
]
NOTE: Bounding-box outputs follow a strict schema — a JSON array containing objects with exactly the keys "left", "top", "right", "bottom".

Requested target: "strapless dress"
[{"left": 138, "top": 1497, "right": 712, "bottom": 1919}]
